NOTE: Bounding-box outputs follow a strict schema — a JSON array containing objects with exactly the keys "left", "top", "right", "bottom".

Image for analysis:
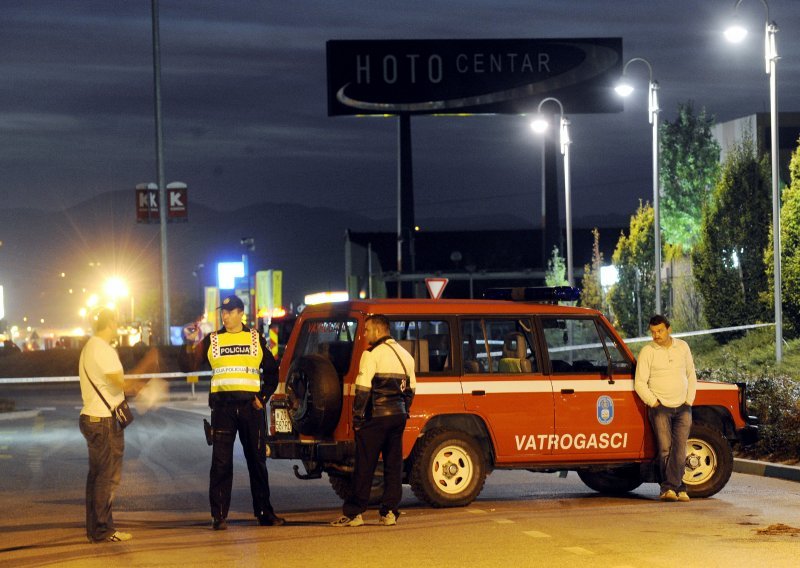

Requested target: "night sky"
[{"left": 3, "top": 1, "right": 799, "bottom": 219}]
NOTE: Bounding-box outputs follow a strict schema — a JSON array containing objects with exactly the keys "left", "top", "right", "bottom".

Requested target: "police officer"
[
  {"left": 179, "top": 294, "right": 284, "bottom": 530},
  {"left": 331, "top": 314, "right": 416, "bottom": 527}
]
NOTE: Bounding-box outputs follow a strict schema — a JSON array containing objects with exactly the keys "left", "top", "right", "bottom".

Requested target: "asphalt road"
[{"left": 1, "top": 382, "right": 799, "bottom": 567}]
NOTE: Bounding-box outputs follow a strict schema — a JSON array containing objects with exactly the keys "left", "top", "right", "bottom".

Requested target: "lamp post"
[
  {"left": 531, "top": 97, "right": 573, "bottom": 286},
  {"left": 615, "top": 57, "right": 662, "bottom": 315},
  {"left": 725, "top": 0, "right": 782, "bottom": 362}
]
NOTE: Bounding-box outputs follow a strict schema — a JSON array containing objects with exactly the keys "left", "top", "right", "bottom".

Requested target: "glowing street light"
[
  {"left": 725, "top": 0, "right": 783, "bottom": 362},
  {"left": 616, "top": 56, "right": 662, "bottom": 315},
  {"left": 103, "top": 277, "right": 129, "bottom": 300},
  {"left": 531, "top": 97, "right": 574, "bottom": 285}
]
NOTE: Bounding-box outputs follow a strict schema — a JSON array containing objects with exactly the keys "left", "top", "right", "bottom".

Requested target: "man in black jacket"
[
  {"left": 179, "top": 294, "right": 284, "bottom": 530},
  {"left": 331, "top": 314, "right": 416, "bottom": 527}
]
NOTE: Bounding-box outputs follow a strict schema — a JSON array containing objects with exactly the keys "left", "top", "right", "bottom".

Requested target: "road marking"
[
  {"left": 465, "top": 508, "right": 488, "bottom": 515},
  {"left": 563, "top": 546, "right": 594, "bottom": 555},
  {"left": 164, "top": 406, "right": 211, "bottom": 417},
  {"left": 493, "top": 518, "right": 515, "bottom": 524},
  {"left": 523, "top": 530, "right": 551, "bottom": 538}
]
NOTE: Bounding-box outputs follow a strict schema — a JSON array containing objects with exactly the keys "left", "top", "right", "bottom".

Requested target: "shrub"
[{"left": 699, "top": 365, "right": 800, "bottom": 459}]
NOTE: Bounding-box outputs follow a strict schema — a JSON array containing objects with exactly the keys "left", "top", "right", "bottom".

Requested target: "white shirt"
[
  {"left": 635, "top": 337, "right": 697, "bottom": 408},
  {"left": 79, "top": 336, "right": 124, "bottom": 417}
]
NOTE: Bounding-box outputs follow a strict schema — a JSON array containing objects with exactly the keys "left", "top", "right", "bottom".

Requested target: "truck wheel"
[
  {"left": 328, "top": 469, "right": 384, "bottom": 505},
  {"left": 409, "top": 429, "right": 486, "bottom": 508},
  {"left": 285, "top": 354, "right": 342, "bottom": 436},
  {"left": 577, "top": 465, "right": 642, "bottom": 494},
  {"left": 684, "top": 423, "right": 733, "bottom": 498}
]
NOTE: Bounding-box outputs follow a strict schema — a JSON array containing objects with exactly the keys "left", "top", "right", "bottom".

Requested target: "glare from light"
[
  {"left": 725, "top": 24, "right": 748, "bottom": 43},
  {"left": 87, "top": 294, "right": 99, "bottom": 308},
  {"left": 530, "top": 117, "right": 549, "bottom": 133},
  {"left": 79, "top": 307, "right": 87, "bottom": 318},
  {"left": 615, "top": 82, "right": 634, "bottom": 97},
  {"left": 304, "top": 291, "right": 348, "bottom": 305},
  {"left": 600, "top": 265, "right": 619, "bottom": 288},
  {"left": 104, "top": 277, "right": 129, "bottom": 299}
]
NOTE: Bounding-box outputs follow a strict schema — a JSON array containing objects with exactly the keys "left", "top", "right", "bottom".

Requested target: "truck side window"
[
  {"left": 542, "top": 317, "right": 609, "bottom": 374},
  {"left": 388, "top": 319, "right": 451, "bottom": 374},
  {"left": 461, "top": 318, "right": 537, "bottom": 374}
]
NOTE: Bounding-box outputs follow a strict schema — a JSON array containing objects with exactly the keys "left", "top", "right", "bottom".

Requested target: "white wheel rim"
[
  {"left": 431, "top": 443, "right": 474, "bottom": 495},
  {"left": 684, "top": 437, "right": 718, "bottom": 486}
]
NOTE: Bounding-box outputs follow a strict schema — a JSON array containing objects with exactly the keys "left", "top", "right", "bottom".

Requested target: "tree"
[
  {"left": 545, "top": 246, "right": 568, "bottom": 287},
  {"left": 660, "top": 102, "right": 721, "bottom": 250},
  {"left": 608, "top": 202, "right": 660, "bottom": 337},
  {"left": 579, "top": 228, "right": 604, "bottom": 311},
  {"left": 765, "top": 137, "right": 800, "bottom": 338},
  {"left": 693, "top": 136, "right": 771, "bottom": 336}
]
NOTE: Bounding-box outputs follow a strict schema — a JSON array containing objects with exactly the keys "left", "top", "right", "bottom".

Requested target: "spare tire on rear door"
[{"left": 285, "top": 354, "right": 342, "bottom": 436}]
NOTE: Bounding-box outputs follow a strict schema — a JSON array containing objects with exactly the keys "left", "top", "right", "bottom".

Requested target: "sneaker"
[
  {"left": 258, "top": 511, "right": 286, "bottom": 526},
  {"left": 106, "top": 531, "right": 133, "bottom": 542},
  {"left": 378, "top": 511, "right": 397, "bottom": 526},
  {"left": 677, "top": 491, "right": 691, "bottom": 502},
  {"left": 330, "top": 514, "right": 364, "bottom": 527},
  {"left": 659, "top": 489, "right": 678, "bottom": 502},
  {"left": 212, "top": 518, "right": 227, "bottom": 531}
]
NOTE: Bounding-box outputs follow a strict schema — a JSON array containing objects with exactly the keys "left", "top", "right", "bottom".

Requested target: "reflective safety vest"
[{"left": 208, "top": 329, "right": 262, "bottom": 394}]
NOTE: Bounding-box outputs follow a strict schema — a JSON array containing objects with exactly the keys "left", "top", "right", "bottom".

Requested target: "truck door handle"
[
  {"left": 561, "top": 388, "right": 575, "bottom": 394},
  {"left": 471, "top": 390, "right": 486, "bottom": 396}
]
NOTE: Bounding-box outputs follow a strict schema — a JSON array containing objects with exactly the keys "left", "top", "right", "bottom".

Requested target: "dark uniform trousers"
[
  {"left": 210, "top": 399, "right": 273, "bottom": 520},
  {"left": 344, "top": 413, "right": 407, "bottom": 518}
]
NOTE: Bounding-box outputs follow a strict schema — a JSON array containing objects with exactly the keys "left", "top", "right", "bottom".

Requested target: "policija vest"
[{"left": 208, "top": 329, "right": 262, "bottom": 394}]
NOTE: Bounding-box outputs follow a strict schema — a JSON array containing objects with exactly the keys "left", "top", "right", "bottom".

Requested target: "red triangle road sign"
[{"left": 425, "top": 278, "right": 449, "bottom": 300}]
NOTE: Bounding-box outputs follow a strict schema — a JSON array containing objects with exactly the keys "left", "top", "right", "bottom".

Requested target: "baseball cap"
[{"left": 218, "top": 295, "right": 245, "bottom": 311}]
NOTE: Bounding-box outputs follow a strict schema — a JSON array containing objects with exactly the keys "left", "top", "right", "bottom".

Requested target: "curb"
[{"left": 734, "top": 458, "right": 800, "bottom": 483}]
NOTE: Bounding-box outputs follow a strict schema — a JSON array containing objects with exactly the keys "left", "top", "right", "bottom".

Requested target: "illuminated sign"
[
  {"left": 217, "top": 262, "right": 244, "bottom": 290},
  {"left": 327, "top": 38, "right": 623, "bottom": 116}
]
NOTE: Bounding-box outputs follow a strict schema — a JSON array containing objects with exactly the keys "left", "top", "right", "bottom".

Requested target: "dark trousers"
[
  {"left": 79, "top": 415, "right": 124, "bottom": 542},
  {"left": 649, "top": 404, "right": 692, "bottom": 492},
  {"left": 344, "top": 413, "right": 407, "bottom": 518},
  {"left": 210, "top": 400, "right": 273, "bottom": 520}
]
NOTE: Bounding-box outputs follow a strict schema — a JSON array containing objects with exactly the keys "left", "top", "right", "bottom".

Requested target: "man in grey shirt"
[{"left": 635, "top": 314, "right": 697, "bottom": 502}]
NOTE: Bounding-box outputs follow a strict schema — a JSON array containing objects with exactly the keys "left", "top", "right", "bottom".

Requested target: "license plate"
[{"left": 273, "top": 408, "right": 292, "bottom": 433}]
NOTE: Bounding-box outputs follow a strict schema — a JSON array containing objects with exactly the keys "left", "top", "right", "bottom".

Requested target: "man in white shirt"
[
  {"left": 331, "top": 314, "right": 416, "bottom": 527},
  {"left": 78, "top": 308, "right": 132, "bottom": 543},
  {"left": 635, "top": 314, "right": 697, "bottom": 502}
]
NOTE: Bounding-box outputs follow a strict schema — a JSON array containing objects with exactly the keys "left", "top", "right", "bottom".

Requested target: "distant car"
[{"left": 266, "top": 288, "right": 758, "bottom": 507}]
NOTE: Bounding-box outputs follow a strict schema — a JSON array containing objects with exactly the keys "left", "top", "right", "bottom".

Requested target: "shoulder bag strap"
[
  {"left": 82, "top": 359, "right": 114, "bottom": 412},
  {"left": 385, "top": 342, "right": 410, "bottom": 378}
]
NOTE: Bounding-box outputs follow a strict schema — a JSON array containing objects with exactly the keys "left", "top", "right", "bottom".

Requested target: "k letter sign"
[{"left": 135, "top": 182, "right": 188, "bottom": 222}]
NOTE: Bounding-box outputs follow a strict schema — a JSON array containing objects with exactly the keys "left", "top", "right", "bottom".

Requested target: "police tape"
[
  {"left": 0, "top": 370, "right": 212, "bottom": 385},
  {"left": 0, "top": 322, "right": 777, "bottom": 385}
]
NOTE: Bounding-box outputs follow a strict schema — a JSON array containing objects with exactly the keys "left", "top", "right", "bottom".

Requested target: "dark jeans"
[
  {"left": 344, "top": 413, "right": 407, "bottom": 518},
  {"left": 79, "top": 415, "right": 124, "bottom": 542},
  {"left": 210, "top": 400, "right": 273, "bottom": 520},
  {"left": 649, "top": 404, "right": 692, "bottom": 493}
]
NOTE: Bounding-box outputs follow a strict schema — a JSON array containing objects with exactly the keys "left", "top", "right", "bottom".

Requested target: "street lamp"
[
  {"left": 725, "top": 0, "right": 782, "bottom": 362},
  {"left": 531, "top": 97, "right": 574, "bottom": 285},
  {"left": 615, "top": 57, "right": 662, "bottom": 315}
]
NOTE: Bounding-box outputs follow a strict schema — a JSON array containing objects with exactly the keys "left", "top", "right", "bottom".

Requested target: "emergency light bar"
[{"left": 483, "top": 286, "right": 581, "bottom": 304}]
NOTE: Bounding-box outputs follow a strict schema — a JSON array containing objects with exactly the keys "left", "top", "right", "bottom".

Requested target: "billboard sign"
[{"left": 327, "top": 38, "right": 623, "bottom": 116}]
